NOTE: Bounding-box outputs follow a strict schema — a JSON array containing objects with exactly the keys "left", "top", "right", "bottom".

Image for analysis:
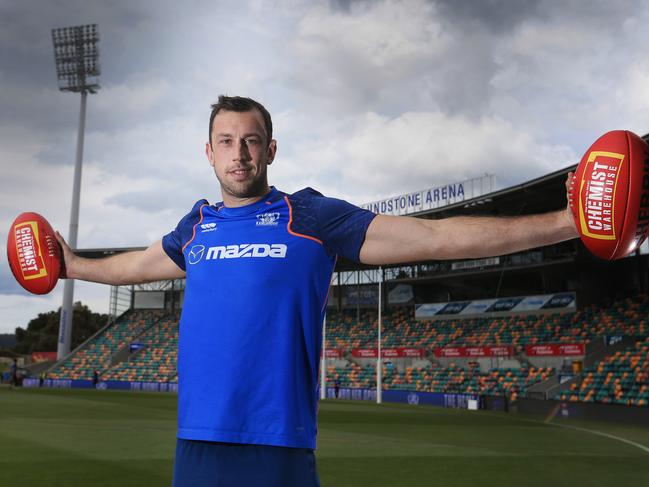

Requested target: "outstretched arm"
[
  {"left": 359, "top": 175, "right": 578, "bottom": 265},
  {"left": 56, "top": 232, "right": 185, "bottom": 285}
]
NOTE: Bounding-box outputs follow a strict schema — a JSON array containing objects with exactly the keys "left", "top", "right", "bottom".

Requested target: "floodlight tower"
[{"left": 51, "top": 24, "right": 100, "bottom": 359}]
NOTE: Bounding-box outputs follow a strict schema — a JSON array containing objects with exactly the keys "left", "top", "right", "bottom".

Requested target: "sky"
[{"left": 1, "top": 0, "right": 648, "bottom": 334}]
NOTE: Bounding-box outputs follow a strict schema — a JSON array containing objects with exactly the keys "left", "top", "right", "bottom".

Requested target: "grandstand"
[
  {"left": 48, "top": 309, "right": 168, "bottom": 380},
  {"left": 43, "top": 292, "right": 648, "bottom": 409},
  {"left": 39, "top": 162, "right": 649, "bottom": 418}
]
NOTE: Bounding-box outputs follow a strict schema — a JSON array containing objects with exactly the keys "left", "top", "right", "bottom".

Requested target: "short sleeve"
[
  {"left": 162, "top": 199, "right": 209, "bottom": 271},
  {"left": 289, "top": 188, "right": 376, "bottom": 262}
]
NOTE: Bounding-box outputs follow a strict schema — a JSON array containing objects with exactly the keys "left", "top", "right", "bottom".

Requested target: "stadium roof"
[{"left": 336, "top": 163, "right": 582, "bottom": 271}]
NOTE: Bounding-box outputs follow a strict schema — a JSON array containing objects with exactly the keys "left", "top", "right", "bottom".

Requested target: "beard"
[{"left": 217, "top": 164, "right": 270, "bottom": 200}]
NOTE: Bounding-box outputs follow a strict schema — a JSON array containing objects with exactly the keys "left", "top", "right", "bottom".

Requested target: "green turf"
[{"left": 0, "top": 388, "right": 648, "bottom": 486}]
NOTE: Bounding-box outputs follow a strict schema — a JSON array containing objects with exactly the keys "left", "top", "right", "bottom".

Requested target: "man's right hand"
[{"left": 55, "top": 231, "right": 76, "bottom": 279}]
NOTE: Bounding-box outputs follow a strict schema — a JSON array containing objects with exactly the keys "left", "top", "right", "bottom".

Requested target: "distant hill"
[{"left": 0, "top": 334, "right": 16, "bottom": 348}]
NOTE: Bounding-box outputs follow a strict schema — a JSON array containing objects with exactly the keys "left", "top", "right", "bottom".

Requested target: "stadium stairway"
[
  {"left": 100, "top": 312, "right": 179, "bottom": 383},
  {"left": 26, "top": 360, "right": 55, "bottom": 377},
  {"left": 526, "top": 374, "right": 560, "bottom": 400},
  {"left": 542, "top": 336, "right": 639, "bottom": 400},
  {"left": 582, "top": 336, "right": 637, "bottom": 369},
  {"left": 109, "top": 345, "right": 131, "bottom": 367},
  {"left": 107, "top": 311, "right": 171, "bottom": 368},
  {"left": 555, "top": 337, "right": 649, "bottom": 406}
]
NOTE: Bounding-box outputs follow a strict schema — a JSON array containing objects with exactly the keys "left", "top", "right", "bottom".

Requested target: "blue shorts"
[{"left": 172, "top": 439, "right": 321, "bottom": 487}]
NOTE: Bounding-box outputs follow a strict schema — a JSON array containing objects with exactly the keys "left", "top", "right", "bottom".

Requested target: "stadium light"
[
  {"left": 51, "top": 24, "right": 101, "bottom": 360},
  {"left": 52, "top": 24, "right": 100, "bottom": 93}
]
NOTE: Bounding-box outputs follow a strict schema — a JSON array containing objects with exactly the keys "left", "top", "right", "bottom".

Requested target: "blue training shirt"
[{"left": 162, "top": 187, "right": 376, "bottom": 449}]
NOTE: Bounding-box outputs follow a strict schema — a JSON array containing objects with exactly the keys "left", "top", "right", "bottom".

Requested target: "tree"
[{"left": 13, "top": 302, "right": 108, "bottom": 354}]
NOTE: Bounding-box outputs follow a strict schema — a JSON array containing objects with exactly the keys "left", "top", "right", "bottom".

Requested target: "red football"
[
  {"left": 570, "top": 130, "right": 649, "bottom": 260},
  {"left": 6, "top": 212, "right": 61, "bottom": 294}
]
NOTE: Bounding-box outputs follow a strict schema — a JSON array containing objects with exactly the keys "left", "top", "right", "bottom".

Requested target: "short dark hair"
[{"left": 208, "top": 95, "right": 273, "bottom": 146}]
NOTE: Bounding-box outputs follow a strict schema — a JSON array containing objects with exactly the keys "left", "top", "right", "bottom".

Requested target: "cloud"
[
  {"left": 0, "top": 280, "right": 110, "bottom": 332},
  {"left": 272, "top": 110, "right": 575, "bottom": 204},
  {"left": 0, "top": 294, "right": 61, "bottom": 331},
  {"left": 0, "top": 258, "right": 24, "bottom": 296},
  {"left": 279, "top": 0, "right": 449, "bottom": 115},
  {"left": 435, "top": 0, "right": 543, "bottom": 32},
  {"left": 489, "top": 0, "right": 649, "bottom": 146},
  {"left": 270, "top": 0, "right": 507, "bottom": 120}
]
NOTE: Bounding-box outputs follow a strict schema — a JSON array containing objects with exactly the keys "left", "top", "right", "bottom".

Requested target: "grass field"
[{"left": 1, "top": 388, "right": 648, "bottom": 486}]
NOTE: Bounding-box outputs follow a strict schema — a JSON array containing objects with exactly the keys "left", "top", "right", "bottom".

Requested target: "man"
[
  {"left": 10, "top": 358, "right": 18, "bottom": 388},
  {"left": 56, "top": 95, "right": 577, "bottom": 486}
]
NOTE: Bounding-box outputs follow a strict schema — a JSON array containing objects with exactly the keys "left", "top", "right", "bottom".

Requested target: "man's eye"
[
  {"left": 245, "top": 138, "right": 260, "bottom": 145},
  {"left": 220, "top": 139, "right": 231, "bottom": 145}
]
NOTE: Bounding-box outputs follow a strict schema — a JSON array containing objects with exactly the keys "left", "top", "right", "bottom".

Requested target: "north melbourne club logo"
[
  {"left": 188, "top": 245, "right": 206, "bottom": 265},
  {"left": 200, "top": 222, "right": 217, "bottom": 233},
  {"left": 256, "top": 212, "right": 280, "bottom": 226}
]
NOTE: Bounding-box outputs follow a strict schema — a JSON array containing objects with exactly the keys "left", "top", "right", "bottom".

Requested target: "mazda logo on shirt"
[
  {"left": 188, "top": 245, "right": 206, "bottom": 265},
  {"left": 187, "top": 243, "right": 287, "bottom": 265}
]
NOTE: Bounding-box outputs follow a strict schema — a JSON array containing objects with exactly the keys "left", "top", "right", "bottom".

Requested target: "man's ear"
[
  {"left": 267, "top": 139, "right": 277, "bottom": 165},
  {"left": 205, "top": 142, "right": 215, "bottom": 167}
]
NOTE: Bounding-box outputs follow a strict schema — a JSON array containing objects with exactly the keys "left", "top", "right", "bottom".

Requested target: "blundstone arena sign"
[{"left": 361, "top": 175, "right": 494, "bottom": 216}]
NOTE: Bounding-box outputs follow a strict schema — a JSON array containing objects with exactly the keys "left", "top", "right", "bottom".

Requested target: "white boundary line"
[
  {"left": 383, "top": 402, "right": 649, "bottom": 455},
  {"left": 502, "top": 409, "right": 649, "bottom": 455},
  {"left": 549, "top": 422, "right": 649, "bottom": 454}
]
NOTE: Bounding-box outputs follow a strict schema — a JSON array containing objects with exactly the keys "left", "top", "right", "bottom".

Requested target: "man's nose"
[{"left": 234, "top": 139, "right": 252, "bottom": 161}]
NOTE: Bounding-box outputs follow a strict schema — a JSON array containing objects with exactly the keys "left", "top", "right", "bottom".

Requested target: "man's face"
[{"left": 205, "top": 109, "right": 276, "bottom": 202}]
